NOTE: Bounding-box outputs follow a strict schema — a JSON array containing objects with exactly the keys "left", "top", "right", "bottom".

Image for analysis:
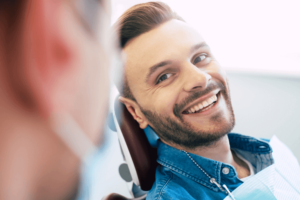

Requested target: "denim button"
[{"left": 222, "top": 167, "right": 230, "bottom": 175}]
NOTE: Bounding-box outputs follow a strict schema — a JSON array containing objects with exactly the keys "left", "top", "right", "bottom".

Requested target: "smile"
[{"left": 182, "top": 92, "right": 220, "bottom": 114}]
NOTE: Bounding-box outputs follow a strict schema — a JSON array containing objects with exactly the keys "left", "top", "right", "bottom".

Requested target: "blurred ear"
[
  {"left": 119, "top": 96, "right": 148, "bottom": 129},
  {"left": 24, "top": 0, "right": 79, "bottom": 117}
]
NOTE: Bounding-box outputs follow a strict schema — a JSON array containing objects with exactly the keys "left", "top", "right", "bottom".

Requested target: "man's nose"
[{"left": 182, "top": 64, "right": 212, "bottom": 92}]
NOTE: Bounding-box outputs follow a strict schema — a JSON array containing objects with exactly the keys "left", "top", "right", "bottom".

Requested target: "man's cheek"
[{"left": 160, "top": 101, "right": 177, "bottom": 117}]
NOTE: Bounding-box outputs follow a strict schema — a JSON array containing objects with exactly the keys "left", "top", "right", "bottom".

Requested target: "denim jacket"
[{"left": 146, "top": 133, "right": 274, "bottom": 200}]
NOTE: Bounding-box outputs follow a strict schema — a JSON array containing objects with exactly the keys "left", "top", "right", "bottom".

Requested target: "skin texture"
[
  {"left": 120, "top": 19, "right": 250, "bottom": 179},
  {"left": 0, "top": 0, "right": 112, "bottom": 199}
]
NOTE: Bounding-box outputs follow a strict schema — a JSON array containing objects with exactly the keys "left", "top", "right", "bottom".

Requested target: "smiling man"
[{"left": 115, "top": 2, "right": 274, "bottom": 199}]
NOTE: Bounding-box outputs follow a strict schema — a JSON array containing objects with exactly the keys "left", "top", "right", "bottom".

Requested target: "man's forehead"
[{"left": 123, "top": 19, "right": 205, "bottom": 76}]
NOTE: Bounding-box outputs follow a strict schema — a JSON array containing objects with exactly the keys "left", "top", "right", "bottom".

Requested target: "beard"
[{"left": 140, "top": 81, "right": 235, "bottom": 150}]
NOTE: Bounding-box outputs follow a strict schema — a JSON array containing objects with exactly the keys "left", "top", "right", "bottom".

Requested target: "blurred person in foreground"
[
  {"left": 0, "top": 0, "right": 116, "bottom": 199},
  {"left": 113, "top": 2, "right": 287, "bottom": 200}
]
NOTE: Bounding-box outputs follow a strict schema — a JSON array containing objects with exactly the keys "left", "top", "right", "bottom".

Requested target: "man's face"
[{"left": 123, "top": 19, "right": 235, "bottom": 149}]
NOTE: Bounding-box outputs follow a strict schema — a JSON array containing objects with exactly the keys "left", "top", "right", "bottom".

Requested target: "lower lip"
[{"left": 183, "top": 92, "right": 221, "bottom": 116}]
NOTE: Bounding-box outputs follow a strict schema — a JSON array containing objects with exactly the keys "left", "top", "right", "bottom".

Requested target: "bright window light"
[{"left": 111, "top": 0, "right": 300, "bottom": 77}]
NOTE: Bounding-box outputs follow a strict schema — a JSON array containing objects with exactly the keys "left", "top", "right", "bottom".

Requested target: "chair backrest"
[{"left": 112, "top": 96, "right": 157, "bottom": 191}]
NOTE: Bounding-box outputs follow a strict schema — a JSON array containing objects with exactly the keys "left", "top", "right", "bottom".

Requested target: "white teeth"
[
  {"left": 199, "top": 104, "right": 203, "bottom": 109},
  {"left": 207, "top": 98, "right": 213, "bottom": 104},
  {"left": 186, "top": 94, "right": 218, "bottom": 114},
  {"left": 213, "top": 95, "right": 217, "bottom": 101},
  {"left": 195, "top": 105, "right": 200, "bottom": 112}
]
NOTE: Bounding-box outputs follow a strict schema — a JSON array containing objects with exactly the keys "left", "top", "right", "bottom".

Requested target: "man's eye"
[
  {"left": 157, "top": 73, "right": 172, "bottom": 84},
  {"left": 193, "top": 54, "right": 207, "bottom": 64}
]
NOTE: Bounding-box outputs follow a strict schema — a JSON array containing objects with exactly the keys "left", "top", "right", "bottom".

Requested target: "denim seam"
[
  {"left": 256, "top": 153, "right": 263, "bottom": 172},
  {"left": 216, "top": 162, "right": 221, "bottom": 183},
  {"left": 158, "top": 157, "right": 219, "bottom": 175},
  {"left": 158, "top": 161, "right": 219, "bottom": 192},
  {"left": 157, "top": 172, "right": 173, "bottom": 200}
]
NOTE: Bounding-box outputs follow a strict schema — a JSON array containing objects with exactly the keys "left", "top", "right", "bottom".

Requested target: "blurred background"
[{"left": 92, "top": 0, "right": 300, "bottom": 198}]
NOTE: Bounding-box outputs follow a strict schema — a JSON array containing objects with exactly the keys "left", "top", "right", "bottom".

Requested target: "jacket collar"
[
  {"left": 228, "top": 133, "right": 272, "bottom": 153},
  {"left": 157, "top": 133, "right": 272, "bottom": 192}
]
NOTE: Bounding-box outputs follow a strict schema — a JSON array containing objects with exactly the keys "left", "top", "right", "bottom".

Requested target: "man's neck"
[
  {"left": 163, "top": 135, "right": 250, "bottom": 179},
  {"left": 188, "top": 136, "right": 232, "bottom": 163}
]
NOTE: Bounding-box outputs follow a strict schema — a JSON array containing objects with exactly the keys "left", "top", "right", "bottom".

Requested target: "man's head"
[
  {"left": 0, "top": 0, "right": 113, "bottom": 199},
  {"left": 116, "top": 2, "right": 235, "bottom": 150}
]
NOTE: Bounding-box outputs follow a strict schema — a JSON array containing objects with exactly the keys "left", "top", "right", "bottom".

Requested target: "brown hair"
[{"left": 114, "top": 2, "right": 184, "bottom": 100}]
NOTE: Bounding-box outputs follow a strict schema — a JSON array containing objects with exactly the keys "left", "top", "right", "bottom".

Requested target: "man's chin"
[
  {"left": 179, "top": 130, "right": 230, "bottom": 149},
  {"left": 188, "top": 119, "right": 234, "bottom": 135},
  {"left": 141, "top": 103, "right": 235, "bottom": 149},
  {"left": 166, "top": 116, "right": 235, "bottom": 149}
]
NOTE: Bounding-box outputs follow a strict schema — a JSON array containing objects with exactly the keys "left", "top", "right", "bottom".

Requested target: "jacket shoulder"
[
  {"left": 146, "top": 167, "right": 196, "bottom": 200},
  {"left": 146, "top": 166, "right": 173, "bottom": 200}
]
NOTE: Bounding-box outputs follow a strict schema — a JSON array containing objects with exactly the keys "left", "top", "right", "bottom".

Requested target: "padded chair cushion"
[{"left": 115, "top": 99, "right": 157, "bottom": 191}]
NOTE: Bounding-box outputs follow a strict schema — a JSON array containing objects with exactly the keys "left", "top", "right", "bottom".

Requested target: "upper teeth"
[{"left": 187, "top": 95, "right": 217, "bottom": 114}]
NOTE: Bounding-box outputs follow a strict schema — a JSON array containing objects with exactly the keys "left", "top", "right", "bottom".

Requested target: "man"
[
  {"left": 0, "top": 0, "right": 116, "bottom": 199},
  {"left": 115, "top": 2, "right": 274, "bottom": 199}
]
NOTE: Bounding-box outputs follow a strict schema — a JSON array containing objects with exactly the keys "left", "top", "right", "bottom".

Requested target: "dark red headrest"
[{"left": 113, "top": 97, "right": 157, "bottom": 191}]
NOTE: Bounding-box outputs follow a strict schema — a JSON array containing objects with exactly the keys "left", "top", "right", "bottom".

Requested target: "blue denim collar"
[
  {"left": 157, "top": 133, "right": 273, "bottom": 192},
  {"left": 228, "top": 133, "right": 272, "bottom": 153}
]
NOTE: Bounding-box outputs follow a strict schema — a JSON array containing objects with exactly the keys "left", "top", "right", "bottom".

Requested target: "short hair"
[{"left": 114, "top": 2, "right": 184, "bottom": 101}]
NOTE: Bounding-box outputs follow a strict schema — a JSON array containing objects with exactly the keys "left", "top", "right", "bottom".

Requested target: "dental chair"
[{"left": 104, "top": 96, "right": 158, "bottom": 200}]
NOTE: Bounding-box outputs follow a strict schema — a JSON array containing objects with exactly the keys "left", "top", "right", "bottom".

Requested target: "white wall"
[
  {"left": 111, "top": 0, "right": 300, "bottom": 77},
  {"left": 228, "top": 73, "right": 300, "bottom": 162}
]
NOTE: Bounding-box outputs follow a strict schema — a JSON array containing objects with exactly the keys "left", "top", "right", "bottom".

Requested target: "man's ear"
[
  {"left": 119, "top": 96, "right": 148, "bottom": 129},
  {"left": 23, "top": 0, "right": 79, "bottom": 117}
]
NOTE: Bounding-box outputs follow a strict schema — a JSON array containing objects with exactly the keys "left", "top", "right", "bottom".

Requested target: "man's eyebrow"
[
  {"left": 146, "top": 60, "right": 172, "bottom": 82},
  {"left": 190, "top": 42, "right": 209, "bottom": 54}
]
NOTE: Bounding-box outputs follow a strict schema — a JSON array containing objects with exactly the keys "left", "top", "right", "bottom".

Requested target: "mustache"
[{"left": 173, "top": 81, "right": 226, "bottom": 118}]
